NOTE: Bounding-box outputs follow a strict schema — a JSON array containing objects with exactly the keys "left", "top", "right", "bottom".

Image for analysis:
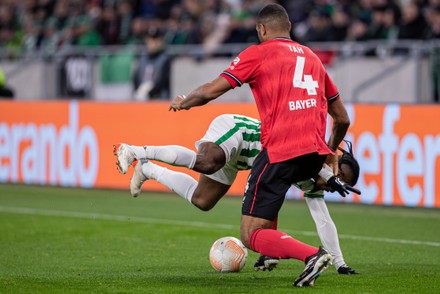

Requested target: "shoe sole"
[
  {"left": 130, "top": 160, "right": 147, "bottom": 197},
  {"left": 113, "top": 143, "right": 130, "bottom": 174},
  {"left": 294, "top": 253, "right": 332, "bottom": 287}
]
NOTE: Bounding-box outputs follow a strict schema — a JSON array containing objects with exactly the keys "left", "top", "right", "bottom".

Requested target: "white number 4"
[{"left": 293, "top": 56, "right": 318, "bottom": 95}]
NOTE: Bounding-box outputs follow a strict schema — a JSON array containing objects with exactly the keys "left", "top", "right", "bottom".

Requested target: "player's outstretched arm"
[{"left": 169, "top": 76, "right": 232, "bottom": 111}]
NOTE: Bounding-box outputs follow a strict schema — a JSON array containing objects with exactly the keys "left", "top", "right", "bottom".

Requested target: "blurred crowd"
[{"left": 0, "top": 0, "right": 440, "bottom": 56}]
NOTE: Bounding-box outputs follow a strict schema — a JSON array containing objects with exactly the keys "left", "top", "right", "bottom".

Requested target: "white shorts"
[{"left": 195, "top": 115, "right": 242, "bottom": 185}]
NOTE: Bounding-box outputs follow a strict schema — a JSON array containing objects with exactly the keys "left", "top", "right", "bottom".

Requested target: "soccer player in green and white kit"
[{"left": 114, "top": 114, "right": 360, "bottom": 275}]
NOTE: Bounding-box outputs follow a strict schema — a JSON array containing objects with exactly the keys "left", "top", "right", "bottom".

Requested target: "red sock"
[{"left": 250, "top": 229, "right": 318, "bottom": 262}]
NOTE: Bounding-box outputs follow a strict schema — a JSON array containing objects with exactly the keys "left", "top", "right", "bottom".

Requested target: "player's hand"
[
  {"left": 327, "top": 176, "right": 361, "bottom": 197},
  {"left": 169, "top": 95, "right": 186, "bottom": 112}
]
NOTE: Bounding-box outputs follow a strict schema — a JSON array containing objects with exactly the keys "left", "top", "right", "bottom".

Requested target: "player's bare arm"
[
  {"left": 326, "top": 99, "right": 350, "bottom": 175},
  {"left": 169, "top": 76, "right": 232, "bottom": 111}
]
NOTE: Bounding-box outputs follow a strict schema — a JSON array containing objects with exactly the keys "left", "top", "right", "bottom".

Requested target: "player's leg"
[
  {"left": 241, "top": 150, "right": 331, "bottom": 287},
  {"left": 305, "top": 197, "right": 344, "bottom": 267},
  {"left": 114, "top": 114, "right": 237, "bottom": 174},
  {"left": 242, "top": 217, "right": 330, "bottom": 287},
  {"left": 240, "top": 150, "right": 317, "bottom": 256},
  {"left": 305, "top": 197, "right": 359, "bottom": 274},
  {"left": 114, "top": 143, "right": 197, "bottom": 174},
  {"left": 114, "top": 142, "right": 225, "bottom": 175},
  {"left": 254, "top": 216, "right": 280, "bottom": 271},
  {"left": 191, "top": 174, "right": 230, "bottom": 211},
  {"left": 130, "top": 160, "right": 197, "bottom": 200},
  {"left": 192, "top": 142, "right": 226, "bottom": 174},
  {"left": 130, "top": 161, "right": 230, "bottom": 211}
]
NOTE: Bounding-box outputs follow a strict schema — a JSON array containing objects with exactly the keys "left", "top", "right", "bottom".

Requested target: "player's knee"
[
  {"left": 239, "top": 227, "right": 253, "bottom": 249},
  {"left": 194, "top": 202, "right": 214, "bottom": 211},
  {"left": 191, "top": 194, "right": 215, "bottom": 211},
  {"left": 192, "top": 200, "right": 214, "bottom": 211},
  {"left": 240, "top": 232, "right": 251, "bottom": 249}
]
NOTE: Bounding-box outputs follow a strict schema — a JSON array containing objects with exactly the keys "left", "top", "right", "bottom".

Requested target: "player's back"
[{"left": 249, "top": 39, "right": 333, "bottom": 162}]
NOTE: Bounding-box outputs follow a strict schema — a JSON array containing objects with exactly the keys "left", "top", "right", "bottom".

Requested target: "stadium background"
[{"left": 1, "top": 0, "right": 440, "bottom": 209}]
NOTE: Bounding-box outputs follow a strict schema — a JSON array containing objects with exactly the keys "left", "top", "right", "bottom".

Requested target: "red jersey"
[{"left": 220, "top": 38, "right": 339, "bottom": 163}]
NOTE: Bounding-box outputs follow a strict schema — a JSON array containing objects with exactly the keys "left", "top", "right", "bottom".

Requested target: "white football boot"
[
  {"left": 113, "top": 143, "right": 136, "bottom": 174},
  {"left": 130, "top": 160, "right": 149, "bottom": 197}
]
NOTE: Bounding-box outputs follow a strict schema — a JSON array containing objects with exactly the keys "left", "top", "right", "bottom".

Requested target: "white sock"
[
  {"left": 305, "top": 197, "right": 346, "bottom": 269},
  {"left": 139, "top": 145, "right": 197, "bottom": 169},
  {"left": 128, "top": 145, "right": 148, "bottom": 159},
  {"left": 141, "top": 161, "right": 197, "bottom": 203}
]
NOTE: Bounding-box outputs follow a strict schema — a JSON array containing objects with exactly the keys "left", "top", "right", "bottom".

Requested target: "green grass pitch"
[{"left": 1, "top": 183, "right": 439, "bottom": 293}]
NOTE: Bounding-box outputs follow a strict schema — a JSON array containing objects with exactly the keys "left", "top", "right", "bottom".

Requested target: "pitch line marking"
[{"left": 1, "top": 205, "right": 439, "bottom": 248}]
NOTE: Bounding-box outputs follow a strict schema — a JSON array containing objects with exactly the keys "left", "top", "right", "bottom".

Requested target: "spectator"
[
  {"left": 381, "top": 5, "right": 400, "bottom": 41},
  {"left": 0, "top": 3, "right": 22, "bottom": 47},
  {"left": 351, "top": 0, "right": 373, "bottom": 25},
  {"left": 133, "top": 27, "right": 172, "bottom": 100},
  {"left": 398, "top": 1, "right": 429, "bottom": 39},
  {"left": 163, "top": 5, "right": 186, "bottom": 44},
  {"left": 328, "top": 6, "right": 350, "bottom": 41},
  {"left": 301, "top": 9, "right": 333, "bottom": 43},
  {"left": 74, "top": 16, "right": 102, "bottom": 46},
  {"left": 40, "top": 18, "right": 61, "bottom": 53},
  {"left": 117, "top": 1, "right": 134, "bottom": 44},
  {"left": 45, "top": 1, "right": 70, "bottom": 32},
  {"left": 279, "top": 0, "right": 313, "bottom": 25},
  {"left": 346, "top": 18, "right": 370, "bottom": 41},
  {"left": 96, "top": 6, "right": 120, "bottom": 45},
  {"left": 368, "top": 5, "right": 388, "bottom": 40},
  {"left": 124, "top": 17, "right": 145, "bottom": 45},
  {"left": 153, "top": 0, "right": 180, "bottom": 20},
  {"left": 22, "top": 18, "right": 39, "bottom": 52},
  {"left": 223, "top": 1, "right": 259, "bottom": 45}
]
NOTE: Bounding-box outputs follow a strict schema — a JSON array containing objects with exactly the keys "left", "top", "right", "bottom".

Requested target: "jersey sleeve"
[
  {"left": 294, "top": 179, "right": 325, "bottom": 198},
  {"left": 303, "top": 191, "right": 325, "bottom": 198},
  {"left": 325, "top": 72, "right": 340, "bottom": 104},
  {"left": 220, "top": 45, "right": 261, "bottom": 89}
]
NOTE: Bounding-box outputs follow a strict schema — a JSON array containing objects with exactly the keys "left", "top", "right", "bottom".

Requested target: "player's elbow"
[{"left": 199, "top": 77, "right": 231, "bottom": 101}]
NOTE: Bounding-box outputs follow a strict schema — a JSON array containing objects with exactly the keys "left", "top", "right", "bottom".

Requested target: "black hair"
[
  {"left": 256, "top": 3, "right": 290, "bottom": 31},
  {"left": 338, "top": 140, "right": 360, "bottom": 186}
]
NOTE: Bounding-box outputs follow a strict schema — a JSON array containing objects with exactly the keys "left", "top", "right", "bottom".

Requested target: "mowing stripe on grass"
[
  {"left": 1, "top": 205, "right": 440, "bottom": 248},
  {"left": 0, "top": 205, "right": 235, "bottom": 230}
]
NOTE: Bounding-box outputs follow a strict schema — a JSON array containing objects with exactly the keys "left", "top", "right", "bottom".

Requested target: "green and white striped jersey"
[
  {"left": 213, "top": 114, "right": 262, "bottom": 170},
  {"left": 294, "top": 179, "right": 324, "bottom": 198}
]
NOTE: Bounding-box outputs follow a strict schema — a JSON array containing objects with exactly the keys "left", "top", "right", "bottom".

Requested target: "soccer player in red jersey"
[{"left": 169, "top": 3, "right": 350, "bottom": 287}]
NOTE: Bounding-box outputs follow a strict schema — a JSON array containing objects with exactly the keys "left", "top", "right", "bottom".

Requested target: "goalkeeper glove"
[{"left": 327, "top": 176, "right": 361, "bottom": 197}]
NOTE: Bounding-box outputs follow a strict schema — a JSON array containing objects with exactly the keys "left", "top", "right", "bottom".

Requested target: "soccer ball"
[{"left": 209, "top": 236, "right": 248, "bottom": 272}]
